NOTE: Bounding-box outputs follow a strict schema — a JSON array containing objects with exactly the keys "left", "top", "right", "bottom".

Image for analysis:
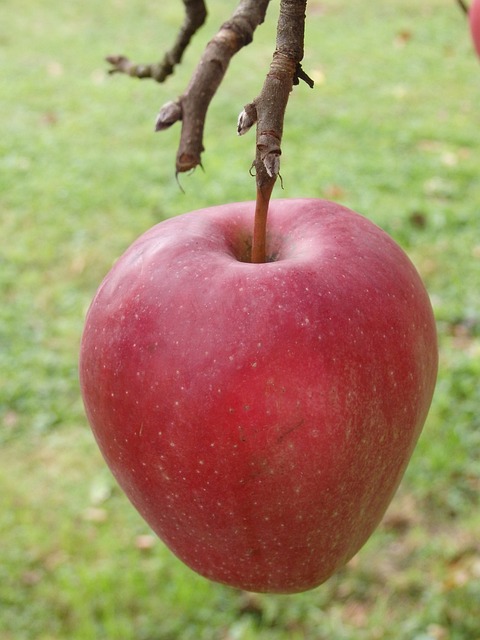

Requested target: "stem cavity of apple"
[{"left": 107, "top": 0, "right": 208, "bottom": 81}]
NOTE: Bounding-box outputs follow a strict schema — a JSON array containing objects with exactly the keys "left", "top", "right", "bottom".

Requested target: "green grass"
[{"left": 1, "top": 0, "right": 480, "bottom": 638}]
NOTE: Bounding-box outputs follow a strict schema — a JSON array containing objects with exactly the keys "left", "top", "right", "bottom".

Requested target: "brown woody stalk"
[
  {"left": 108, "top": 0, "right": 312, "bottom": 263},
  {"left": 107, "top": 0, "right": 208, "bottom": 82},
  {"left": 155, "top": 0, "right": 272, "bottom": 172},
  {"left": 239, "top": 0, "right": 310, "bottom": 263}
]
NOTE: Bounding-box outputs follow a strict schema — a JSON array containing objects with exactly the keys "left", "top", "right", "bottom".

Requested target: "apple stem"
[
  {"left": 455, "top": 0, "right": 469, "bottom": 15},
  {"left": 252, "top": 178, "right": 276, "bottom": 263},
  {"left": 243, "top": 0, "right": 310, "bottom": 264}
]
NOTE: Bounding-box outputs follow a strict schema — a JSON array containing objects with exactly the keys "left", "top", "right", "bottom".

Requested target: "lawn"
[{"left": 1, "top": 0, "right": 480, "bottom": 638}]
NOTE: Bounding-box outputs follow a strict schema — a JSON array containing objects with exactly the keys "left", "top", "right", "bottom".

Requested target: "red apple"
[
  {"left": 471, "top": 0, "right": 480, "bottom": 57},
  {"left": 79, "top": 198, "right": 437, "bottom": 594}
]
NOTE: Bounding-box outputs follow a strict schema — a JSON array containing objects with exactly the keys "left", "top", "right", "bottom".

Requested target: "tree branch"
[
  {"left": 155, "top": 0, "right": 272, "bottom": 173},
  {"left": 106, "top": 0, "right": 311, "bottom": 263},
  {"left": 239, "top": 0, "right": 311, "bottom": 263},
  {"left": 106, "top": 0, "right": 207, "bottom": 82}
]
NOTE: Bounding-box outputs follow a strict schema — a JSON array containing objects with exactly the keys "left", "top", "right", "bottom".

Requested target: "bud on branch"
[{"left": 155, "top": 101, "right": 182, "bottom": 131}]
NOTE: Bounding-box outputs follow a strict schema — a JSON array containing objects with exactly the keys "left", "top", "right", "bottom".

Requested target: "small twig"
[
  {"left": 155, "top": 0, "right": 272, "bottom": 173},
  {"left": 294, "top": 63, "right": 315, "bottom": 87},
  {"left": 106, "top": 0, "right": 207, "bottom": 82}
]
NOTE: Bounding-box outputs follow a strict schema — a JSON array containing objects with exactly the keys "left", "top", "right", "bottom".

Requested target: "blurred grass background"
[{"left": 1, "top": 0, "right": 480, "bottom": 638}]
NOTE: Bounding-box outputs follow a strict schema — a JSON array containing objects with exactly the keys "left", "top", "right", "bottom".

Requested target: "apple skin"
[
  {"left": 471, "top": 0, "right": 480, "bottom": 58},
  {"left": 79, "top": 198, "right": 437, "bottom": 594}
]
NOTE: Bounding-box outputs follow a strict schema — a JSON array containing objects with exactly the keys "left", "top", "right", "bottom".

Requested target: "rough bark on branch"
[
  {"left": 242, "top": 0, "right": 310, "bottom": 185},
  {"left": 155, "top": 0, "right": 272, "bottom": 173},
  {"left": 107, "top": 0, "right": 207, "bottom": 82}
]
